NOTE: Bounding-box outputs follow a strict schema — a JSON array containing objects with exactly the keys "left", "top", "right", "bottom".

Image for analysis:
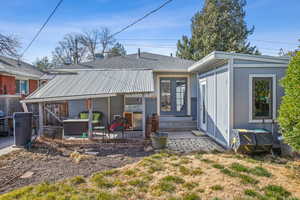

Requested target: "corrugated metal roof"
[{"left": 24, "top": 69, "right": 154, "bottom": 102}]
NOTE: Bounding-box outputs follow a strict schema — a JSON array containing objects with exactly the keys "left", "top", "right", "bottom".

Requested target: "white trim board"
[
  {"left": 248, "top": 74, "right": 277, "bottom": 123},
  {"left": 156, "top": 74, "right": 191, "bottom": 116},
  {"left": 235, "top": 64, "right": 287, "bottom": 68}
]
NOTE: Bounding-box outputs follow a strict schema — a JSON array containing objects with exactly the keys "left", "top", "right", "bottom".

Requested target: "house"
[
  {"left": 23, "top": 50, "right": 290, "bottom": 149},
  {"left": 189, "top": 51, "right": 290, "bottom": 147},
  {"left": 0, "top": 55, "right": 43, "bottom": 115}
]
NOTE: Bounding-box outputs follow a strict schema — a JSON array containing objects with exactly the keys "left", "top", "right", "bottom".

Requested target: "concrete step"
[
  {"left": 159, "top": 120, "right": 197, "bottom": 128},
  {"left": 159, "top": 116, "right": 193, "bottom": 122},
  {"left": 159, "top": 127, "right": 197, "bottom": 132}
]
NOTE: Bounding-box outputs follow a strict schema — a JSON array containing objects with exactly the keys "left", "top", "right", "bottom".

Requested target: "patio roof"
[{"left": 23, "top": 69, "right": 154, "bottom": 103}]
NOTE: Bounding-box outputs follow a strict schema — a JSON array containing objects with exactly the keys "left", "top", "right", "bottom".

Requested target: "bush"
[{"left": 278, "top": 51, "right": 300, "bottom": 151}]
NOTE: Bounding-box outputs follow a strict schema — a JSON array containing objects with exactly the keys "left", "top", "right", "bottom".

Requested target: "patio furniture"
[
  {"left": 63, "top": 111, "right": 104, "bottom": 136},
  {"left": 108, "top": 117, "right": 128, "bottom": 139}
]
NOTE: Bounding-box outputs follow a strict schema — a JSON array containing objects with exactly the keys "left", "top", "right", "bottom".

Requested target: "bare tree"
[
  {"left": 52, "top": 33, "right": 88, "bottom": 65},
  {"left": 0, "top": 33, "right": 20, "bottom": 57},
  {"left": 78, "top": 27, "right": 116, "bottom": 60},
  {"left": 78, "top": 29, "right": 99, "bottom": 61},
  {"left": 99, "top": 27, "right": 116, "bottom": 54}
]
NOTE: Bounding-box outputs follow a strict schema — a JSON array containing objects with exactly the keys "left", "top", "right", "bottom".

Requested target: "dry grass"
[{"left": 1, "top": 152, "right": 300, "bottom": 200}]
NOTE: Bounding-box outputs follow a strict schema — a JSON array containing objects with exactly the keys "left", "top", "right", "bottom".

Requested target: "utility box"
[{"left": 13, "top": 112, "right": 33, "bottom": 147}]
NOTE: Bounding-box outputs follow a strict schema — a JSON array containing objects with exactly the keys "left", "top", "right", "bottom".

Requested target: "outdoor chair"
[{"left": 107, "top": 117, "right": 128, "bottom": 139}]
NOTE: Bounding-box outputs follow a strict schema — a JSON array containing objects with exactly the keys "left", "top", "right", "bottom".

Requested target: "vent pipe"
[{"left": 137, "top": 48, "right": 141, "bottom": 59}]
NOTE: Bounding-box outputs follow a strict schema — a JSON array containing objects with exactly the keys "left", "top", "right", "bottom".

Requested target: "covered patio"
[{"left": 22, "top": 69, "right": 154, "bottom": 140}]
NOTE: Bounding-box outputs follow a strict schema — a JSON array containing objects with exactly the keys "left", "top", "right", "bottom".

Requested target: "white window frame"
[
  {"left": 249, "top": 74, "right": 276, "bottom": 123},
  {"left": 16, "top": 79, "right": 29, "bottom": 95}
]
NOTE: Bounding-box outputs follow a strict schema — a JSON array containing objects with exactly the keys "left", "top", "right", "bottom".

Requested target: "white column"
[
  {"left": 108, "top": 96, "right": 111, "bottom": 123},
  {"left": 142, "top": 94, "right": 146, "bottom": 138},
  {"left": 38, "top": 102, "right": 44, "bottom": 136},
  {"left": 88, "top": 99, "right": 93, "bottom": 139}
]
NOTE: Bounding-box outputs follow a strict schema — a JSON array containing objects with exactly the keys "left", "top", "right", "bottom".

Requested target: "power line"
[
  {"left": 20, "top": 0, "right": 64, "bottom": 58},
  {"left": 110, "top": 0, "right": 173, "bottom": 38}
]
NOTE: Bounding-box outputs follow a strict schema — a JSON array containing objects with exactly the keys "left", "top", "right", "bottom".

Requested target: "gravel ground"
[{"left": 0, "top": 137, "right": 153, "bottom": 194}]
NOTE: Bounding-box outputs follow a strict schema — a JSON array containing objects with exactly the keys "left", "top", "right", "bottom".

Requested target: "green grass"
[
  {"left": 210, "top": 185, "right": 223, "bottom": 191},
  {"left": 263, "top": 185, "right": 291, "bottom": 199},
  {"left": 128, "top": 179, "right": 147, "bottom": 188},
  {"left": 212, "top": 164, "right": 225, "bottom": 169},
  {"left": 250, "top": 166, "right": 272, "bottom": 177},
  {"left": 123, "top": 169, "right": 137, "bottom": 177},
  {"left": 220, "top": 168, "right": 259, "bottom": 185},
  {"left": 220, "top": 168, "right": 239, "bottom": 177},
  {"left": 191, "top": 167, "right": 203, "bottom": 176},
  {"left": 69, "top": 176, "right": 86, "bottom": 185},
  {"left": 239, "top": 174, "right": 259, "bottom": 185},
  {"left": 90, "top": 173, "right": 116, "bottom": 188},
  {"left": 183, "top": 182, "right": 199, "bottom": 190},
  {"left": 161, "top": 176, "right": 185, "bottom": 184},
  {"left": 244, "top": 189, "right": 261, "bottom": 198},
  {"left": 179, "top": 166, "right": 191, "bottom": 175},
  {"left": 156, "top": 182, "right": 176, "bottom": 193},
  {"left": 201, "top": 158, "right": 214, "bottom": 163},
  {"left": 230, "top": 163, "right": 250, "bottom": 173},
  {"left": 182, "top": 193, "right": 201, "bottom": 200}
]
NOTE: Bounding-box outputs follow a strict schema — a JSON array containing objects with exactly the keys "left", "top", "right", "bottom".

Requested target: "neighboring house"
[
  {"left": 0, "top": 56, "right": 43, "bottom": 115},
  {"left": 23, "top": 50, "right": 290, "bottom": 149}
]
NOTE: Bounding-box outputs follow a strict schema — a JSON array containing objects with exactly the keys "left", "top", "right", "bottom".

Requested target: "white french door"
[{"left": 199, "top": 80, "right": 207, "bottom": 131}]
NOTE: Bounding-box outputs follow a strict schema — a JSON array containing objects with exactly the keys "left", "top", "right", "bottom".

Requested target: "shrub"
[{"left": 278, "top": 51, "right": 300, "bottom": 151}]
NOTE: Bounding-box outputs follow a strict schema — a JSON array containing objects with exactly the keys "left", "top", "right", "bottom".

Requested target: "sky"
[{"left": 0, "top": 0, "right": 299, "bottom": 63}]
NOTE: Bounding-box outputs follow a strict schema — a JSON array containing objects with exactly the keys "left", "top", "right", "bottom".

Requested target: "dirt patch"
[{"left": 0, "top": 137, "right": 153, "bottom": 194}]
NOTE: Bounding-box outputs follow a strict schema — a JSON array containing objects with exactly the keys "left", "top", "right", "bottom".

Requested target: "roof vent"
[{"left": 137, "top": 48, "right": 141, "bottom": 59}]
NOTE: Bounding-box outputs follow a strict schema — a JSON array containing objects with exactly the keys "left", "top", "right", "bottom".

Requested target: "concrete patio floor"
[{"left": 167, "top": 131, "right": 225, "bottom": 153}]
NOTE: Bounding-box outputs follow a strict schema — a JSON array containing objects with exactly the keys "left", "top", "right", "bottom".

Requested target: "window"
[
  {"left": 16, "top": 80, "right": 29, "bottom": 95},
  {"left": 249, "top": 74, "right": 276, "bottom": 122}
]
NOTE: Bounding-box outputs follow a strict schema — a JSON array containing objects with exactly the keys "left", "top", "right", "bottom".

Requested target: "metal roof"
[{"left": 24, "top": 69, "right": 154, "bottom": 102}]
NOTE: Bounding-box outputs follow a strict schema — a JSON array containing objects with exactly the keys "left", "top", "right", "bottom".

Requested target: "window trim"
[
  {"left": 249, "top": 74, "right": 276, "bottom": 123},
  {"left": 16, "top": 79, "right": 29, "bottom": 95}
]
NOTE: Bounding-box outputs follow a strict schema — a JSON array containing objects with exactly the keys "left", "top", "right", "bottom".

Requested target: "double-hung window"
[
  {"left": 16, "top": 80, "right": 29, "bottom": 95},
  {"left": 249, "top": 74, "right": 276, "bottom": 122}
]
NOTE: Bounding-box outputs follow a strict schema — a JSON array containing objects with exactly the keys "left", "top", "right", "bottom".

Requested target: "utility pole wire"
[
  {"left": 20, "top": 0, "right": 64, "bottom": 58},
  {"left": 110, "top": 0, "right": 173, "bottom": 38}
]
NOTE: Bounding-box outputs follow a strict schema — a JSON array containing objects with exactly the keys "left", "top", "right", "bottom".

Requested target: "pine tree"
[
  {"left": 278, "top": 51, "right": 300, "bottom": 151},
  {"left": 177, "top": 0, "right": 259, "bottom": 60}
]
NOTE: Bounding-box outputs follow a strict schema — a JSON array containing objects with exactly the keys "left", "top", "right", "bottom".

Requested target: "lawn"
[{"left": 0, "top": 151, "right": 299, "bottom": 200}]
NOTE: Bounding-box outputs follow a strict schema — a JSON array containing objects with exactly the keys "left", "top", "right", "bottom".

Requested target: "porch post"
[
  {"left": 38, "top": 102, "right": 44, "bottom": 136},
  {"left": 142, "top": 94, "right": 146, "bottom": 138},
  {"left": 88, "top": 99, "right": 93, "bottom": 139},
  {"left": 108, "top": 96, "right": 111, "bottom": 123}
]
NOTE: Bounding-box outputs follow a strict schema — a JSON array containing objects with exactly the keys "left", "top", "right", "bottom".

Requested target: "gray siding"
[
  {"left": 233, "top": 67, "right": 286, "bottom": 134},
  {"left": 110, "top": 95, "right": 124, "bottom": 121},
  {"left": 68, "top": 98, "right": 109, "bottom": 125},
  {"left": 146, "top": 97, "right": 157, "bottom": 117},
  {"left": 198, "top": 66, "right": 229, "bottom": 147}
]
